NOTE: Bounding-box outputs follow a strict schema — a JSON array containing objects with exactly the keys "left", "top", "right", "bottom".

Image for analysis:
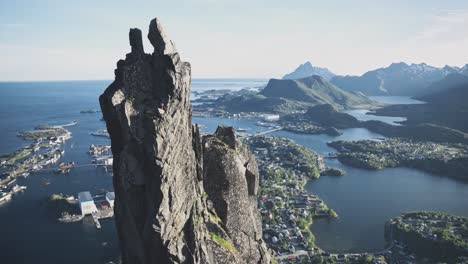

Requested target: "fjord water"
[{"left": 0, "top": 80, "right": 467, "bottom": 262}]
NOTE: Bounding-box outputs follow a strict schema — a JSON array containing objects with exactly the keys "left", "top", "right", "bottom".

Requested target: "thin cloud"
[{"left": 411, "top": 10, "right": 468, "bottom": 43}]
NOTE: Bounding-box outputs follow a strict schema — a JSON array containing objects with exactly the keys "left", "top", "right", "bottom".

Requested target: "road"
[
  {"left": 254, "top": 127, "right": 283, "bottom": 136},
  {"left": 276, "top": 250, "right": 308, "bottom": 261}
]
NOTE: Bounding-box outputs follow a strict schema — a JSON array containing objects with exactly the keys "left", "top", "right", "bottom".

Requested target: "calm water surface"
[{"left": 344, "top": 109, "right": 405, "bottom": 125}]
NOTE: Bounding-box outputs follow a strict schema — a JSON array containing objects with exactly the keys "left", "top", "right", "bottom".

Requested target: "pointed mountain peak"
[
  {"left": 283, "top": 61, "right": 335, "bottom": 80},
  {"left": 302, "top": 61, "right": 313, "bottom": 67}
]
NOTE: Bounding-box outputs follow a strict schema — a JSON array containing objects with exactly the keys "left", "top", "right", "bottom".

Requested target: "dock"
[
  {"left": 90, "top": 208, "right": 114, "bottom": 229},
  {"left": 75, "top": 191, "right": 115, "bottom": 229}
]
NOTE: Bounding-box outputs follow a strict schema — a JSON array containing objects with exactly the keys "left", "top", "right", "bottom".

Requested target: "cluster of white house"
[
  {"left": 261, "top": 114, "right": 280, "bottom": 122},
  {"left": 78, "top": 191, "right": 115, "bottom": 216}
]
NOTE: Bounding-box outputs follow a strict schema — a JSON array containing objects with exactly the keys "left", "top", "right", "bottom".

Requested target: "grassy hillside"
[
  {"left": 260, "top": 76, "right": 373, "bottom": 110},
  {"left": 304, "top": 104, "right": 360, "bottom": 128},
  {"left": 215, "top": 75, "right": 374, "bottom": 114}
]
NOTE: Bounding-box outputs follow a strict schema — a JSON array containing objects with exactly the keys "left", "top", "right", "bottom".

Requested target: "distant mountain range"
[
  {"left": 283, "top": 61, "right": 468, "bottom": 96},
  {"left": 218, "top": 75, "right": 373, "bottom": 113},
  {"left": 283, "top": 62, "right": 336, "bottom": 81}
]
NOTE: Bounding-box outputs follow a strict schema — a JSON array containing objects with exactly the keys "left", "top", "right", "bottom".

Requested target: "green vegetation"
[
  {"left": 328, "top": 138, "right": 468, "bottom": 180},
  {"left": 0, "top": 148, "right": 32, "bottom": 164},
  {"left": 217, "top": 76, "right": 375, "bottom": 114},
  {"left": 246, "top": 136, "right": 339, "bottom": 258},
  {"left": 303, "top": 104, "right": 360, "bottom": 129},
  {"left": 18, "top": 127, "right": 69, "bottom": 140},
  {"left": 389, "top": 211, "right": 468, "bottom": 262},
  {"left": 47, "top": 193, "right": 79, "bottom": 218},
  {"left": 320, "top": 168, "right": 345, "bottom": 176},
  {"left": 245, "top": 136, "right": 323, "bottom": 180},
  {"left": 209, "top": 212, "right": 222, "bottom": 223},
  {"left": 297, "top": 214, "right": 316, "bottom": 248},
  {"left": 328, "top": 209, "right": 338, "bottom": 218},
  {"left": 260, "top": 77, "right": 373, "bottom": 110},
  {"left": 279, "top": 104, "right": 357, "bottom": 136},
  {"left": 209, "top": 232, "right": 236, "bottom": 254},
  {"left": 363, "top": 121, "right": 468, "bottom": 144}
]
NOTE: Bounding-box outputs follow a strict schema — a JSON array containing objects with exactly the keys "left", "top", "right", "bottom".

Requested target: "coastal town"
[
  {"left": 0, "top": 124, "right": 73, "bottom": 204},
  {"left": 0, "top": 122, "right": 114, "bottom": 206},
  {"left": 243, "top": 135, "right": 457, "bottom": 263},
  {"left": 244, "top": 136, "right": 345, "bottom": 262}
]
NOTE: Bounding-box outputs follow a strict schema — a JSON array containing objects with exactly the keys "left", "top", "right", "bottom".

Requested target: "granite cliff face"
[{"left": 99, "top": 18, "right": 270, "bottom": 264}]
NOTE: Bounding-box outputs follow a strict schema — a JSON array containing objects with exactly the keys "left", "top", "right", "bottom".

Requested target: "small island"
[
  {"left": 279, "top": 104, "right": 360, "bottom": 136},
  {"left": 47, "top": 193, "right": 82, "bottom": 222},
  {"left": 320, "top": 168, "right": 346, "bottom": 176},
  {"left": 17, "top": 125, "right": 71, "bottom": 140}
]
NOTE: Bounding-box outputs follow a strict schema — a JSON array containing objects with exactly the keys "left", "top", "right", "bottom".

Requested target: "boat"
[
  {"left": 41, "top": 179, "right": 51, "bottom": 186},
  {"left": 19, "top": 172, "right": 30, "bottom": 178},
  {"left": 11, "top": 185, "right": 27, "bottom": 194},
  {"left": 91, "top": 130, "right": 110, "bottom": 138},
  {"left": 236, "top": 127, "right": 250, "bottom": 132},
  {"left": 55, "top": 168, "right": 71, "bottom": 174}
]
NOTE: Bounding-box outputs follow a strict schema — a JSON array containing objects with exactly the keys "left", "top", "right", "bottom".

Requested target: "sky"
[{"left": 1, "top": 0, "right": 468, "bottom": 81}]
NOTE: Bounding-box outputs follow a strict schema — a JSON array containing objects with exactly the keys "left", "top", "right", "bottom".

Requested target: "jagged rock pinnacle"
[{"left": 99, "top": 18, "right": 270, "bottom": 264}]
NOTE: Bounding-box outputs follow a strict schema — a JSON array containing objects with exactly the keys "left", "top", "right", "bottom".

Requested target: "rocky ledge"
[{"left": 99, "top": 18, "right": 270, "bottom": 264}]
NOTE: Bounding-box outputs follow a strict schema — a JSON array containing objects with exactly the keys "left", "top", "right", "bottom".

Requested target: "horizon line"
[{"left": 0, "top": 77, "right": 270, "bottom": 83}]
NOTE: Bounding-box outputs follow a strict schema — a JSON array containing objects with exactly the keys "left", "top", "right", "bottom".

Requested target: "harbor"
[
  {"left": 52, "top": 191, "right": 115, "bottom": 229},
  {"left": 0, "top": 124, "right": 73, "bottom": 203}
]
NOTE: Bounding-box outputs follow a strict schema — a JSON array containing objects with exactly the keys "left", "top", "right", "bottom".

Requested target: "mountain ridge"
[{"left": 329, "top": 62, "right": 468, "bottom": 96}]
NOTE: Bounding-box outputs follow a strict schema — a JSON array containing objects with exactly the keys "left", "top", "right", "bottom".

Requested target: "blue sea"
[{"left": 0, "top": 79, "right": 467, "bottom": 263}]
